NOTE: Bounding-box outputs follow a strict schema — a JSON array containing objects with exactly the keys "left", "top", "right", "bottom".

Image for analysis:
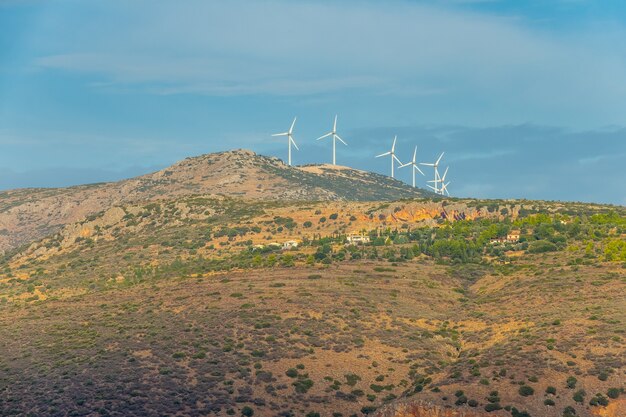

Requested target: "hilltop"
[{"left": 0, "top": 149, "right": 431, "bottom": 253}]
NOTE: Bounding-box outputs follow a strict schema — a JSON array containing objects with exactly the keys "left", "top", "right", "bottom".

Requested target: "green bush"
[
  {"left": 484, "top": 403, "right": 502, "bottom": 412},
  {"left": 241, "top": 406, "right": 254, "bottom": 417},
  {"left": 528, "top": 240, "right": 558, "bottom": 253},
  {"left": 566, "top": 376, "right": 577, "bottom": 389},
  {"left": 573, "top": 389, "right": 585, "bottom": 403},
  {"left": 607, "top": 388, "right": 620, "bottom": 399},
  {"left": 519, "top": 385, "right": 534, "bottom": 396},
  {"left": 562, "top": 406, "right": 576, "bottom": 417},
  {"left": 293, "top": 378, "right": 314, "bottom": 393},
  {"left": 546, "top": 386, "right": 557, "bottom": 395}
]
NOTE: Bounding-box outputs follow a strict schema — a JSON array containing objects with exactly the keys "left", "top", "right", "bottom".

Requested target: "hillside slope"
[
  {"left": 0, "top": 149, "right": 431, "bottom": 252},
  {"left": 0, "top": 196, "right": 623, "bottom": 417}
]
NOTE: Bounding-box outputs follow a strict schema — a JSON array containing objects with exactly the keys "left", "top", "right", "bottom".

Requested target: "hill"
[
  {"left": 0, "top": 190, "right": 624, "bottom": 417},
  {"left": 0, "top": 149, "right": 431, "bottom": 253}
]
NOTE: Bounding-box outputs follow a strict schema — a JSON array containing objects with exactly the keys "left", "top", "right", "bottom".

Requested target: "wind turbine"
[
  {"left": 317, "top": 115, "right": 347, "bottom": 165},
  {"left": 441, "top": 180, "right": 451, "bottom": 196},
  {"left": 399, "top": 146, "right": 425, "bottom": 187},
  {"left": 376, "top": 136, "right": 402, "bottom": 178},
  {"left": 271, "top": 117, "right": 299, "bottom": 166},
  {"left": 428, "top": 166, "right": 450, "bottom": 195},
  {"left": 420, "top": 152, "right": 444, "bottom": 194}
]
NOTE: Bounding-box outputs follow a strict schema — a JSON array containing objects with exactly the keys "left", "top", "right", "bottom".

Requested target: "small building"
[
  {"left": 506, "top": 231, "right": 520, "bottom": 243},
  {"left": 252, "top": 244, "right": 265, "bottom": 251},
  {"left": 282, "top": 240, "right": 299, "bottom": 250},
  {"left": 346, "top": 233, "right": 371, "bottom": 245}
]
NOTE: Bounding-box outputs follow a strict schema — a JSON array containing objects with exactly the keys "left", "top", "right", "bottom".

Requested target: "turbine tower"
[
  {"left": 399, "top": 146, "right": 425, "bottom": 187},
  {"left": 420, "top": 152, "right": 445, "bottom": 194},
  {"left": 271, "top": 117, "right": 299, "bottom": 166},
  {"left": 317, "top": 115, "right": 347, "bottom": 165},
  {"left": 376, "top": 135, "right": 402, "bottom": 178}
]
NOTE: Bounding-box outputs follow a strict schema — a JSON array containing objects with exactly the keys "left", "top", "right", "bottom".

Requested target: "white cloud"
[{"left": 31, "top": 0, "right": 626, "bottom": 126}]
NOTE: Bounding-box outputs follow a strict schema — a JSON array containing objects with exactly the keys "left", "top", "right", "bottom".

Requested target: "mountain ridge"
[{"left": 0, "top": 149, "right": 432, "bottom": 252}]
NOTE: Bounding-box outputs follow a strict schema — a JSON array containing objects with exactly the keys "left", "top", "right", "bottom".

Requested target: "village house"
[
  {"left": 506, "top": 230, "right": 521, "bottom": 242},
  {"left": 282, "top": 240, "right": 299, "bottom": 250},
  {"left": 346, "top": 233, "right": 371, "bottom": 245}
]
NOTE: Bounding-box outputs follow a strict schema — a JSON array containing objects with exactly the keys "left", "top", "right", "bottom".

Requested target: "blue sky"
[{"left": 0, "top": 0, "right": 625, "bottom": 204}]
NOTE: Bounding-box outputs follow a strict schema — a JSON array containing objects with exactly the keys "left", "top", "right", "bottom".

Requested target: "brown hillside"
[{"left": 0, "top": 150, "right": 430, "bottom": 252}]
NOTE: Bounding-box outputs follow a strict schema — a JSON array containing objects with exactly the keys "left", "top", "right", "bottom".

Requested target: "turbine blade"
[
  {"left": 333, "top": 115, "right": 337, "bottom": 132},
  {"left": 398, "top": 162, "right": 411, "bottom": 168},
  {"left": 317, "top": 132, "right": 332, "bottom": 140},
  {"left": 435, "top": 152, "right": 445, "bottom": 166},
  {"left": 393, "top": 154, "right": 402, "bottom": 164},
  {"left": 441, "top": 166, "right": 449, "bottom": 181},
  {"left": 392, "top": 135, "right": 397, "bottom": 152},
  {"left": 376, "top": 152, "right": 391, "bottom": 158},
  {"left": 427, "top": 184, "right": 437, "bottom": 191},
  {"left": 414, "top": 165, "right": 425, "bottom": 176},
  {"left": 290, "top": 137, "right": 299, "bottom": 151},
  {"left": 420, "top": 162, "right": 434, "bottom": 166},
  {"left": 289, "top": 117, "right": 297, "bottom": 134},
  {"left": 272, "top": 132, "right": 288, "bottom": 137},
  {"left": 335, "top": 134, "right": 347, "bottom": 145},
  {"left": 412, "top": 146, "right": 417, "bottom": 163}
]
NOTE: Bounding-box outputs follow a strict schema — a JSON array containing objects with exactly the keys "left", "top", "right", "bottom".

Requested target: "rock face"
[{"left": 0, "top": 149, "right": 431, "bottom": 252}]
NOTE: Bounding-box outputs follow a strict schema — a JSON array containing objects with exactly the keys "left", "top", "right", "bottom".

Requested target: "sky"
[{"left": 0, "top": 0, "right": 625, "bottom": 204}]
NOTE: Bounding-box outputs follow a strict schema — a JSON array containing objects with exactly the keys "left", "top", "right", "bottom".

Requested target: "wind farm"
[{"left": 273, "top": 118, "right": 451, "bottom": 194}]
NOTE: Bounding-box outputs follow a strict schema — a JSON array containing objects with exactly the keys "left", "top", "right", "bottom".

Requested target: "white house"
[
  {"left": 346, "top": 233, "right": 370, "bottom": 245},
  {"left": 282, "top": 240, "right": 299, "bottom": 250}
]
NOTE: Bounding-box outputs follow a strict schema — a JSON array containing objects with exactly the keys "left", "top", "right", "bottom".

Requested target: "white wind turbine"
[
  {"left": 399, "top": 146, "right": 425, "bottom": 187},
  {"left": 428, "top": 166, "right": 450, "bottom": 196},
  {"left": 317, "top": 115, "right": 347, "bottom": 165},
  {"left": 271, "top": 117, "right": 299, "bottom": 166},
  {"left": 376, "top": 135, "right": 402, "bottom": 178},
  {"left": 420, "top": 152, "right": 445, "bottom": 194}
]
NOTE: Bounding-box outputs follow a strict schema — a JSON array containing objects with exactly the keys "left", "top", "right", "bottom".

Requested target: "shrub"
[
  {"left": 562, "top": 406, "right": 576, "bottom": 417},
  {"left": 546, "top": 386, "right": 557, "bottom": 395},
  {"left": 544, "top": 399, "right": 555, "bottom": 406},
  {"left": 528, "top": 240, "right": 557, "bottom": 253},
  {"left": 241, "top": 406, "right": 254, "bottom": 417},
  {"left": 573, "top": 390, "right": 585, "bottom": 403},
  {"left": 607, "top": 388, "right": 620, "bottom": 399},
  {"left": 329, "top": 213, "right": 338, "bottom": 220},
  {"left": 303, "top": 221, "right": 313, "bottom": 228},
  {"left": 293, "top": 378, "right": 314, "bottom": 393},
  {"left": 484, "top": 403, "right": 502, "bottom": 412},
  {"left": 306, "top": 413, "right": 320, "bottom": 417},
  {"left": 345, "top": 373, "right": 361, "bottom": 386},
  {"left": 566, "top": 376, "right": 577, "bottom": 389},
  {"left": 468, "top": 399, "right": 478, "bottom": 407},
  {"left": 589, "top": 394, "right": 609, "bottom": 407},
  {"left": 519, "top": 385, "right": 535, "bottom": 397},
  {"left": 285, "top": 368, "right": 298, "bottom": 378}
]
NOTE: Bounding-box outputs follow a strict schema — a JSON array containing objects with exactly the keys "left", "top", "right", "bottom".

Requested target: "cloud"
[{"left": 28, "top": 0, "right": 626, "bottom": 126}]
